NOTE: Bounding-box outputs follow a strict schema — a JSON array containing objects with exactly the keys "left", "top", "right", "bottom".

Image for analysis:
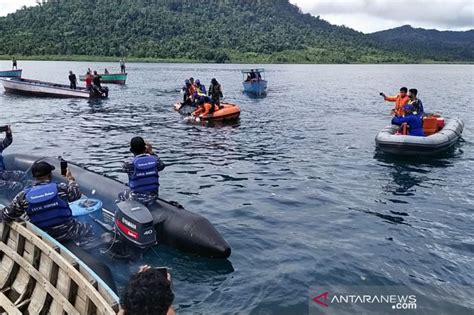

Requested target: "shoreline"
[{"left": 0, "top": 55, "right": 472, "bottom": 65}]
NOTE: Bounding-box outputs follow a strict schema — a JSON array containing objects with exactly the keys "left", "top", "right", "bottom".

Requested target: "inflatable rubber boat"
[
  {"left": 375, "top": 117, "right": 464, "bottom": 155},
  {"left": 2, "top": 154, "right": 231, "bottom": 259},
  {"left": 174, "top": 102, "right": 241, "bottom": 122}
]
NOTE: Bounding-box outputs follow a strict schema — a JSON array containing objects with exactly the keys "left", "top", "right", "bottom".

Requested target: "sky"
[{"left": 0, "top": 0, "right": 473, "bottom": 33}]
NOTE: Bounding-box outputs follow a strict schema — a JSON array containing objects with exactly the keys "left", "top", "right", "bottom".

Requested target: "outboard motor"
[{"left": 114, "top": 200, "right": 157, "bottom": 248}]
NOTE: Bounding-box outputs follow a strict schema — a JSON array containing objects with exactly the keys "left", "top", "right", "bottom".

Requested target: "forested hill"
[
  {"left": 369, "top": 25, "right": 474, "bottom": 62},
  {"left": 0, "top": 0, "right": 471, "bottom": 63}
]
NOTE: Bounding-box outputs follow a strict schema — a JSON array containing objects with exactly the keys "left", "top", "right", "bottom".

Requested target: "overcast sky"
[{"left": 0, "top": 0, "right": 473, "bottom": 33}]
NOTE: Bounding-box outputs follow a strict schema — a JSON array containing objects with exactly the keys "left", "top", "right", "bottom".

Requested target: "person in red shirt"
[
  {"left": 380, "top": 87, "right": 409, "bottom": 116},
  {"left": 85, "top": 71, "right": 93, "bottom": 90}
]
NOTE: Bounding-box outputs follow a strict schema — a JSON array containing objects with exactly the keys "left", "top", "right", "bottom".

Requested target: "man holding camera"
[
  {"left": 0, "top": 126, "right": 25, "bottom": 196},
  {"left": 1, "top": 160, "right": 93, "bottom": 243},
  {"left": 380, "top": 87, "right": 409, "bottom": 116}
]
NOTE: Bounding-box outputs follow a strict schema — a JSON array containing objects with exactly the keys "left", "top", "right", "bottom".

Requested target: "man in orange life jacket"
[
  {"left": 192, "top": 99, "right": 218, "bottom": 120},
  {"left": 380, "top": 87, "right": 409, "bottom": 116},
  {"left": 119, "top": 137, "right": 165, "bottom": 205}
]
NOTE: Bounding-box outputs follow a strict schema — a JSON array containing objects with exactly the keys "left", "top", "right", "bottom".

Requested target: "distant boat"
[
  {"left": 79, "top": 72, "right": 127, "bottom": 85},
  {"left": 242, "top": 69, "right": 267, "bottom": 96},
  {"left": 0, "top": 78, "right": 108, "bottom": 99},
  {"left": 0, "top": 69, "right": 22, "bottom": 78}
]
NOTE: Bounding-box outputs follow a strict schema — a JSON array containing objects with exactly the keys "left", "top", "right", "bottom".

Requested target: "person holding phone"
[
  {"left": 1, "top": 161, "right": 93, "bottom": 242},
  {"left": 0, "top": 126, "right": 25, "bottom": 197},
  {"left": 0, "top": 125, "right": 13, "bottom": 172},
  {"left": 118, "top": 136, "right": 165, "bottom": 205},
  {"left": 118, "top": 265, "right": 175, "bottom": 315},
  {"left": 380, "top": 87, "right": 409, "bottom": 116}
]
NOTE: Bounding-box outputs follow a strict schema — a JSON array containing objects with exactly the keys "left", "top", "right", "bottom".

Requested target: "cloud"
[
  {"left": 291, "top": 0, "right": 474, "bottom": 33},
  {"left": 0, "top": 0, "right": 37, "bottom": 17}
]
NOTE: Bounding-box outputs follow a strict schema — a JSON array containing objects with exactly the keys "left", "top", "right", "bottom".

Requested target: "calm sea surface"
[{"left": 0, "top": 61, "right": 473, "bottom": 314}]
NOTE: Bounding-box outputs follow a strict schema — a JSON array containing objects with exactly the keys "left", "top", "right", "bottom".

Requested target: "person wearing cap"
[
  {"left": 119, "top": 137, "right": 165, "bottom": 205},
  {"left": 208, "top": 78, "right": 223, "bottom": 107},
  {"left": 391, "top": 105, "right": 424, "bottom": 136},
  {"left": 1, "top": 161, "right": 93, "bottom": 242},
  {"left": 380, "top": 87, "right": 409, "bottom": 116},
  {"left": 407, "top": 88, "right": 424, "bottom": 115},
  {"left": 195, "top": 79, "right": 206, "bottom": 95}
]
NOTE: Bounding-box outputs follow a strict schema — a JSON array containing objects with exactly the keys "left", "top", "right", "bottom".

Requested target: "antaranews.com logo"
[{"left": 312, "top": 291, "right": 416, "bottom": 310}]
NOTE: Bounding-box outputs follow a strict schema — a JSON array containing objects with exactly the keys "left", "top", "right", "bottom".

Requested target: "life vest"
[
  {"left": 128, "top": 155, "right": 159, "bottom": 193},
  {"left": 24, "top": 183, "right": 72, "bottom": 229}
]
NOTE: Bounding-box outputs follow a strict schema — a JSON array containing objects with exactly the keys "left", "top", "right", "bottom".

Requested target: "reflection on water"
[{"left": 0, "top": 61, "right": 472, "bottom": 314}]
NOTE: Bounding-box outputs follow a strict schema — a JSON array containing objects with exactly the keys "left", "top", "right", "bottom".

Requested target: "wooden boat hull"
[
  {"left": 1, "top": 78, "right": 107, "bottom": 99},
  {"left": 243, "top": 79, "right": 267, "bottom": 95},
  {"left": 79, "top": 73, "right": 127, "bottom": 85},
  {"left": 0, "top": 69, "right": 22, "bottom": 78},
  {"left": 0, "top": 221, "right": 119, "bottom": 314}
]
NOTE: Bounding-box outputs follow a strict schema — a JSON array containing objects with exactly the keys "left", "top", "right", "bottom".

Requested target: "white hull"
[{"left": 1, "top": 78, "right": 91, "bottom": 98}]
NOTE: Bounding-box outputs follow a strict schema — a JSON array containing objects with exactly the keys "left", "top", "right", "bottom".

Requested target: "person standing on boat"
[
  {"left": 120, "top": 59, "right": 126, "bottom": 73},
  {"left": 85, "top": 71, "right": 93, "bottom": 90},
  {"left": 391, "top": 105, "right": 424, "bottom": 136},
  {"left": 104, "top": 68, "right": 109, "bottom": 74},
  {"left": 92, "top": 71, "right": 102, "bottom": 88},
  {"left": 208, "top": 78, "right": 223, "bottom": 107},
  {"left": 68, "top": 71, "right": 77, "bottom": 90},
  {"left": 1, "top": 161, "right": 94, "bottom": 242},
  {"left": 195, "top": 79, "right": 206, "bottom": 95},
  {"left": 380, "top": 87, "right": 409, "bottom": 116},
  {"left": 182, "top": 79, "right": 196, "bottom": 105},
  {"left": 119, "top": 137, "right": 165, "bottom": 205},
  {"left": 12, "top": 57, "right": 17, "bottom": 70},
  {"left": 407, "top": 88, "right": 424, "bottom": 115}
]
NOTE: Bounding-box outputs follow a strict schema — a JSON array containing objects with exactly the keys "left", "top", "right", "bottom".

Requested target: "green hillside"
[
  {"left": 0, "top": 0, "right": 471, "bottom": 63},
  {"left": 369, "top": 25, "right": 474, "bottom": 62}
]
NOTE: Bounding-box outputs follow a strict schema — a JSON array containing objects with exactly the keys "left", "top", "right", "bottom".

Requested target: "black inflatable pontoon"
[
  {"left": 3, "top": 154, "right": 231, "bottom": 259},
  {"left": 375, "top": 118, "right": 464, "bottom": 155}
]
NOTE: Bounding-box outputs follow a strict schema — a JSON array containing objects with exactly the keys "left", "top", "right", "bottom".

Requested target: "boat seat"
[{"left": 423, "top": 117, "right": 438, "bottom": 136}]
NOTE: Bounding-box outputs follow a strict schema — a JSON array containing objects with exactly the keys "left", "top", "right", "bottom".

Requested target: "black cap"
[
  {"left": 31, "top": 161, "right": 55, "bottom": 177},
  {"left": 130, "top": 136, "right": 146, "bottom": 154}
]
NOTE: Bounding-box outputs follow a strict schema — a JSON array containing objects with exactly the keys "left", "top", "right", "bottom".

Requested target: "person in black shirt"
[
  {"left": 92, "top": 71, "right": 102, "bottom": 88},
  {"left": 68, "top": 71, "right": 77, "bottom": 89}
]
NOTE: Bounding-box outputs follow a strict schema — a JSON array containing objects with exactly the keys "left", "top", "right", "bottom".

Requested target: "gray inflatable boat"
[
  {"left": 375, "top": 118, "right": 464, "bottom": 155},
  {"left": 3, "top": 154, "right": 231, "bottom": 258}
]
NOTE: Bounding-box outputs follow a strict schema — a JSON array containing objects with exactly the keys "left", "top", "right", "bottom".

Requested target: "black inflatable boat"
[{"left": 3, "top": 154, "right": 231, "bottom": 259}]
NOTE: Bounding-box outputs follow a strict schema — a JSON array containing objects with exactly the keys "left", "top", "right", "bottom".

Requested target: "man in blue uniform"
[
  {"left": 119, "top": 137, "right": 165, "bottom": 205},
  {"left": 1, "top": 161, "right": 93, "bottom": 242},
  {"left": 391, "top": 105, "right": 424, "bottom": 137},
  {"left": 0, "top": 126, "right": 25, "bottom": 197},
  {"left": 407, "top": 88, "right": 424, "bottom": 115}
]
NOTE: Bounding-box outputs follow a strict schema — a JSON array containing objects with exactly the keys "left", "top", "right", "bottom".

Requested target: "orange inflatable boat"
[{"left": 175, "top": 102, "right": 241, "bottom": 122}]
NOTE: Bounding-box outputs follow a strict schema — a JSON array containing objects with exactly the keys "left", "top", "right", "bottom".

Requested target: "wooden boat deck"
[{"left": 0, "top": 221, "right": 119, "bottom": 315}]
